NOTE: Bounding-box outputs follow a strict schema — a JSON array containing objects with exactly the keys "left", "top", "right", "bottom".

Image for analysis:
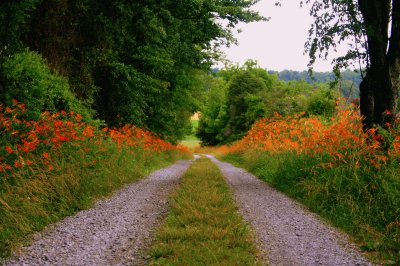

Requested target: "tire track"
[
  {"left": 5, "top": 160, "right": 193, "bottom": 266},
  {"left": 207, "top": 154, "right": 373, "bottom": 266}
]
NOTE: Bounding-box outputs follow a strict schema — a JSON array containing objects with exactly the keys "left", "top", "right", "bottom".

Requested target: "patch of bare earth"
[
  {"left": 4, "top": 160, "right": 192, "bottom": 266},
  {"left": 207, "top": 155, "right": 373, "bottom": 266}
]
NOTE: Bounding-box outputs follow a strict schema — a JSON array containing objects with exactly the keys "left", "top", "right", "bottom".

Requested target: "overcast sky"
[{"left": 220, "top": 0, "right": 342, "bottom": 72}]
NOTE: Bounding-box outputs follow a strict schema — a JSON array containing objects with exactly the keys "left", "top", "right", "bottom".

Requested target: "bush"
[
  {"left": 0, "top": 50, "right": 93, "bottom": 122},
  {"left": 306, "top": 89, "right": 337, "bottom": 117},
  {"left": 93, "top": 62, "right": 148, "bottom": 127}
]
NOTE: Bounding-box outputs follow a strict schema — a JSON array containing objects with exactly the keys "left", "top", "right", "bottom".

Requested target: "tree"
[
  {"left": 196, "top": 63, "right": 272, "bottom": 145},
  {"left": 196, "top": 76, "right": 229, "bottom": 146},
  {"left": 225, "top": 70, "right": 268, "bottom": 141},
  {"left": 197, "top": 61, "right": 339, "bottom": 145},
  {"left": 0, "top": 0, "right": 264, "bottom": 142},
  {"left": 290, "top": 0, "right": 400, "bottom": 129}
]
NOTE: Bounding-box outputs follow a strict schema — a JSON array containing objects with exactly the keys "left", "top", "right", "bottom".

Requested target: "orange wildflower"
[
  {"left": 83, "top": 125, "right": 94, "bottom": 137},
  {"left": 5, "top": 146, "right": 14, "bottom": 154},
  {"left": 14, "top": 160, "right": 23, "bottom": 168},
  {"left": 42, "top": 152, "right": 50, "bottom": 160},
  {"left": 383, "top": 110, "right": 392, "bottom": 115},
  {"left": 75, "top": 114, "right": 82, "bottom": 122}
]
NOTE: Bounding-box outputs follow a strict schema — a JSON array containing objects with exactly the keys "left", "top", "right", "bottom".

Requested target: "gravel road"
[
  {"left": 207, "top": 155, "right": 373, "bottom": 266},
  {"left": 5, "top": 160, "right": 193, "bottom": 266}
]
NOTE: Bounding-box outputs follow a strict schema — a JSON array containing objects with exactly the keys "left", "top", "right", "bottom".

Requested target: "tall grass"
[
  {"left": 0, "top": 101, "right": 191, "bottom": 258},
  {"left": 222, "top": 105, "right": 400, "bottom": 264}
]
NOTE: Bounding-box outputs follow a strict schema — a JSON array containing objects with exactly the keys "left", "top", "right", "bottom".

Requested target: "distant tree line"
[
  {"left": 268, "top": 70, "right": 362, "bottom": 99},
  {"left": 0, "top": 0, "right": 263, "bottom": 142}
]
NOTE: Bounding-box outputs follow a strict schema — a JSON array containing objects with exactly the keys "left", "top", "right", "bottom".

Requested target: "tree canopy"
[
  {"left": 197, "top": 61, "right": 338, "bottom": 145},
  {"left": 296, "top": 0, "right": 400, "bottom": 129},
  {"left": 0, "top": 0, "right": 264, "bottom": 142}
]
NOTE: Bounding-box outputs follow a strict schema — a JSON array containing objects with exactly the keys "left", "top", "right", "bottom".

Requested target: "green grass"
[
  {"left": 0, "top": 142, "right": 188, "bottom": 259},
  {"left": 180, "top": 138, "right": 200, "bottom": 149},
  {"left": 149, "top": 157, "right": 260, "bottom": 265},
  {"left": 180, "top": 119, "right": 200, "bottom": 149},
  {"left": 223, "top": 150, "right": 400, "bottom": 265},
  {"left": 191, "top": 119, "right": 199, "bottom": 130}
]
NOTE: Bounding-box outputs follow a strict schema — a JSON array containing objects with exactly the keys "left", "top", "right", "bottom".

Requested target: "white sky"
[{"left": 220, "top": 0, "right": 344, "bottom": 72}]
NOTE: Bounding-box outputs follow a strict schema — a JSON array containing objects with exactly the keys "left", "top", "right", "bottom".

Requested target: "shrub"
[
  {"left": 306, "top": 89, "right": 337, "bottom": 117},
  {"left": 0, "top": 50, "right": 93, "bottom": 122}
]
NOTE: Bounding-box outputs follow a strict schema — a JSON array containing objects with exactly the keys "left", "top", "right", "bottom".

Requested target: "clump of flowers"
[
  {"left": 0, "top": 100, "right": 190, "bottom": 174},
  {"left": 227, "top": 104, "right": 400, "bottom": 169}
]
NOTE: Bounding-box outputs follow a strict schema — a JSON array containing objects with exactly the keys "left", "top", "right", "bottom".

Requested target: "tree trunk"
[
  {"left": 371, "top": 66, "right": 395, "bottom": 127},
  {"left": 359, "top": 73, "right": 374, "bottom": 130},
  {"left": 386, "top": 0, "right": 400, "bottom": 125},
  {"left": 358, "top": 0, "right": 398, "bottom": 129}
]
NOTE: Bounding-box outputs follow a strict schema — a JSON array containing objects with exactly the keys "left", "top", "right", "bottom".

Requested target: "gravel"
[
  {"left": 5, "top": 160, "right": 193, "bottom": 266},
  {"left": 207, "top": 155, "right": 374, "bottom": 266}
]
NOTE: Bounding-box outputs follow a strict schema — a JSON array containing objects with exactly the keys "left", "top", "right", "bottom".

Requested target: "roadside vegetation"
[
  {"left": 0, "top": 101, "right": 190, "bottom": 258},
  {"left": 0, "top": 1, "right": 263, "bottom": 143},
  {"left": 219, "top": 103, "right": 400, "bottom": 264},
  {"left": 149, "top": 157, "right": 259, "bottom": 265}
]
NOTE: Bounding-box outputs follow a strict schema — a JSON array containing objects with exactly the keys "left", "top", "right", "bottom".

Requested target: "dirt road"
[
  {"left": 5, "top": 155, "right": 372, "bottom": 265},
  {"left": 207, "top": 154, "right": 372, "bottom": 266}
]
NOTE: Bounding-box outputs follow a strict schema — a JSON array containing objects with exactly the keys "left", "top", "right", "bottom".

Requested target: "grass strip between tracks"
[{"left": 149, "top": 157, "right": 260, "bottom": 265}]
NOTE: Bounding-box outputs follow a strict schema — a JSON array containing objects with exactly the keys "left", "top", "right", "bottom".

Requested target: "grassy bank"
[
  {"left": 222, "top": 109, "right": 400, "bottom": 264},
  {"left": 149, "top": 157, "right": 259, "bottom": 265},
  {"left": 0, "top": 102, "right": 191, "bottom": 258}
]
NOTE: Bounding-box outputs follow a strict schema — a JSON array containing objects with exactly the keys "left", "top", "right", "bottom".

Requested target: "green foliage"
[
  {"left": 94, "top": 63, "right": 150, "bottom": 127},
  {"left": 94, "top": 62, "right": 199, "bottom": 143},
  {"left": 306, "top": 89, "right": 338, "bottom": 117},
  {"left": 300, "top": 0, "right": 367, "bottom": 70},
  {"left": 225, "top": 71, "right": 269, "bottom": 142},
  {"left": 0, "top": 0, "right": 40, "bottom": 56},
  {"left": 197, "top": 62, "right": 340, "bottom": 145},
  {"left": 0, "top": 0, "right": 264, "bottom": 141},
  {"left": 298, "top": 0, "right": 400, "bottom": 128},
  {"left": 180, "top": 120, "right": 200, "bottom": 149},
  {"left": 270, "top": 69, "right": 361, "bottom": 99},
  {"left": 196, "top": 76, "right": 230, "bottom": 146},
  {"left": 0, "top": 50, "right": 93, "bottom": 122},
  {"left": 197, "top": 62, "right": 275, "bottom": 145},
  {"left": 244, "top": 94, "right": 267, "bottom": 127},
  {"left": 150, "top": 157, "right": 259, "bottom": 265}
]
